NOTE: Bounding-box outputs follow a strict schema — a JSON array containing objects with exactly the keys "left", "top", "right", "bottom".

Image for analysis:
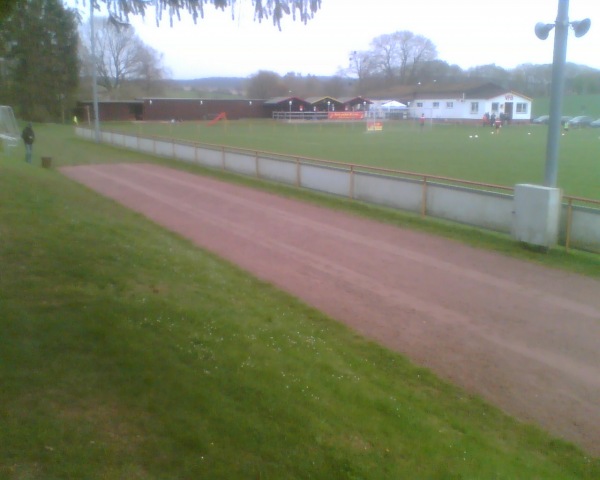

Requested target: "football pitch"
[{"left": 113, "top": 119, "right": 600, "bottom": 201}]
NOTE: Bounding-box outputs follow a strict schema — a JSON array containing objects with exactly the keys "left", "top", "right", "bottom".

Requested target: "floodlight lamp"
[
  {"left": 571, "top": 18, "right": 591, "bottom": 37},
  {"left": 535, "top": 22, "right": 555, "bottom": 40}
]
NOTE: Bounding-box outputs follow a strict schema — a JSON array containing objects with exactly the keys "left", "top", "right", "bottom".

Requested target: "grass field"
[
  {"left": 111, "top": 119, "right": 600, "bottom": 201},
  {"left": 1, "top": 126, "right": 599, "bottom": 478}
]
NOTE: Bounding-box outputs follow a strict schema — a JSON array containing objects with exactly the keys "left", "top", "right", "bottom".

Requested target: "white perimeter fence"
[{"left": 76, "top": 127, "right": 600, "bottom": 253}]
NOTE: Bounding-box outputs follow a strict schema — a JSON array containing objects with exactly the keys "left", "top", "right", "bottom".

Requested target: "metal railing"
[
  {"left": 563, "top": 195, "right": 600, "bottom": 253},
  {"left": 272, "top": 111, "right": 330, "bottom": 121},
  {"left": 78, "top": 126, "right": 600, "bottom": 253}
]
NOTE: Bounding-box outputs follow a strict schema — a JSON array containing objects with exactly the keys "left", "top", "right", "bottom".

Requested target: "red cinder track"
[{"left": 61, "top": 163, "right": 600, "bottom": 454}]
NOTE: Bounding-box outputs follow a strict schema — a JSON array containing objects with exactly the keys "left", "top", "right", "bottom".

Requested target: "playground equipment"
[{"left": 207, "top": 112, "right": 227, "bottom": 126}]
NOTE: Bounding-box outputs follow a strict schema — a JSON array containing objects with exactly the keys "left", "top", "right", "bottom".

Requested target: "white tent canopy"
[
  {"left": 380, "top": 100, "right": 407, "bottom": 109},
  {"left": 368, "top": 100, "right": 408, "bottom": 119}
]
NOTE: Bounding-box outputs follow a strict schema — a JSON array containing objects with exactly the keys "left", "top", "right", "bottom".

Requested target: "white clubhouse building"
[{"left": 377, "top": 81, "right": 533, "bottom": 124}]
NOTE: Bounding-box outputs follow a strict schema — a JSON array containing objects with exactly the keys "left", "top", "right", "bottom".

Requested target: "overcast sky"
[{"left": 71, "top": 0, "right": 600, "bottom": 79}]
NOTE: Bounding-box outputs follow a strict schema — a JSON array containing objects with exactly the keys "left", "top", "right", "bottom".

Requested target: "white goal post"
[{"left": 0, "top": 105, "right": 20, "bottom": 153}]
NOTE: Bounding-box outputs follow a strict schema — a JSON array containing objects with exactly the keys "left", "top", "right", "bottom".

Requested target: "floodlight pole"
[
  {"left": 90, "top": 0, "right": 101, "bottom": 142},
  {"left": 544, "top": 0, "right": 570, "bottom": 187}
]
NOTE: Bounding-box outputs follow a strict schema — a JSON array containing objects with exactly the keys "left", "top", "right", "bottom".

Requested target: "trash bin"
[{"left": 41, "top": 156, "right": 52, "bottom": 168}]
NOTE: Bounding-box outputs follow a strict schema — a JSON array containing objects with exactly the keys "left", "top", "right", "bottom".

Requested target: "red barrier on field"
[
  {"left": 366, "top": 121, "right": 383, "bottom": 131},
  {"left": 208, "top": 112, "right": 227, "bottom": 125},
  {"left": 328, "top": 111, "right": 365, "bottom": 120}
]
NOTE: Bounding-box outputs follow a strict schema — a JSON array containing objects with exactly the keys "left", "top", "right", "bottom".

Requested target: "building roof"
[
  {"left": 264, "top": 96, "right": 311, "bottom": 106},
  {"left": 337, "top": 96, "right": 373, "bottom": 105},
  {"left": 304, "top": 96, "right": 342, "bottom": 105},
  {"left": 263, "top": 96, "right": 291, "bottom": 105},
  {"left": 139, "top": 98, "right": 264, "bottom": 102},
  {"left": 265, "top": 96, "right": 371, "bottom": 106},
  {"left": 371, "top": 81, "right": 530, "bottom": 102},
  {"left": 77, "top": 100, "right": 144, "bottom": 105}
]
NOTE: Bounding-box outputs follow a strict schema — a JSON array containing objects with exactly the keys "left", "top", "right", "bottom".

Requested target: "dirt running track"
[{"left": 61, "top": 163, "right": 600, "bottom": 455}]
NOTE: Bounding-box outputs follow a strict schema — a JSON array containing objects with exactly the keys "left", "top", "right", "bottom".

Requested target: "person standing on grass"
[
  {"left": 494, "top": 116, "right": 501, "bottom": 133},
  {"left": 21, "top": 123, "right": 35, "bottom": 164},
  {"left": 419, "top": 113, "right": 425, "bottom": 130}
]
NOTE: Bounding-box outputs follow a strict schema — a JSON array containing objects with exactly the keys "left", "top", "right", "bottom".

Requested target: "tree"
[
  {"left": 0, "top": 1, "right": 323, "bottom": 27},
  {"left": 417, "top": 60, "right": 465, "bottom": 84},
  {"left": 0, "top": 0, "right": 79, "bottom": 121},
  {"left": 281, "top": 72, "right": 303, "bottom": 97},
  {"left": 395, "top": 31, "right": 437, "bottom": 84},
  {"left": 302, "top": 74, "right": 326, "bottom": 97},
  {"left": 347, "top": 50, "right": 377, "bottom": 83},
  {"left": 0, "top": 1, "right": 16, "bottom": 21},
  {"left": 245, "top": 70, "right": 288, "bottom": 98},
  {"left": 322, "top": 75, "right": 348, "bottom": 98},
  {"left": 135, "top": 40, "right": 170, "bottom": 95},
  {"left": 120, "top": 0, "right": 321, "bottom": 28},
  {"left": 370, "top": 34, "right": 398, "bottom": 81},
  {"left": 279, "top": 72, "right": 339, "bottom": 98},
  {"left": 80, "top": 17, "right": 166, "bottom": 97},
  {"left": 368, "top": 30, "right": 437, "bottom": 85},
  {"left": 466, "top": 63, "right": 511, "bottom": 89},
  {"left": 570, "top": 70, "right": 600, "bottom": 95}
]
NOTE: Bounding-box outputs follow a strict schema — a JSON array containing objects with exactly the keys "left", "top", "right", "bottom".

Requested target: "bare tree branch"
[{"left": 81, "top": 16, "right": 165, "bottom": 94}]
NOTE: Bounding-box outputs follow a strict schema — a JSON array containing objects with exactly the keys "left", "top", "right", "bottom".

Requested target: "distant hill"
[
  {"left": 155, "top": 77, "right": 248, "bottom": 99},
  {"left": 156, "top": 75, "right": 347, "bottom": 100},
  {"left": 169, "top": 77, "right": 247, "bottom": 90}
]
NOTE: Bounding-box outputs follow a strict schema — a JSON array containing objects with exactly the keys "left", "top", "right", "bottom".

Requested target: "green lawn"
[
  {"left": 112, "top": 119, "right": 600, "bottom": 201},
  {"left": 1, "top": 125, "right": 599, "bottom": 478}
]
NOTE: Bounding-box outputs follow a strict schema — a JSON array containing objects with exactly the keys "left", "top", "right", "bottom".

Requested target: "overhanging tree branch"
[{"left": 72, "top": 0, "right": 322, "bottom": 28}]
